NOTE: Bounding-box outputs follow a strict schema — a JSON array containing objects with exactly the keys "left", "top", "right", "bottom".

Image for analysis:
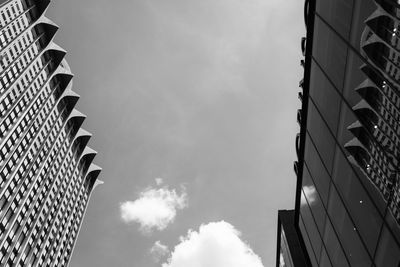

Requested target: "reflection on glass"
[
  {"left": 344, "top": 0, "right": 400, "bottom": 227},
  {"left": 309, "top": 61, "right": 341, "bottom": 134},
  {"left": 323, "top": 219, "right": 350, "bottom": 267},
  {"left": 316, "top": 0, "right": 353, "bottom": 39},
  {"left": 299, "top": 216, "right": 318, "bottom": 266},
  {"left": 313, "top": 17, "right": 348, "bottom": 90},
  {"left": 327, "top": 186, "right": 372, "bottom": 265},
  {"left": 377, "top": 0, "right": 400, "bottom": 21},
  {"left": 304, "top": 133, "right": 331, "bottom": 205},
  {"left": 331, "top": 145, "right": 383, "bottom": 254},
  {"left": 279, "top": 229, "right": 294, "bottom": 267},
  {"left": 302, "top": 164, "right": 328, "bottom": 233},
  {"left": 374, "top": 225, "right": 400, "bottom": 266},
  {"left": 320, "top": 247, "right": 333, "bottom": 267},
  {"left": 307, "top": 100, "right": 337, "bottom": 173},
  {"left": 279, "top": 253, "right": 286, "bottom": 267},
  {"left": 300, "top": 192, "right": 323, "bottom": 264},
  {"left": 303, "top": 185, "right": 317, "bottom": 206}
]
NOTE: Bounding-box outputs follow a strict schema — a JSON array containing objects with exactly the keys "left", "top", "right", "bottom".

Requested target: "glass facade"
[
  {"left": 278, "top": 0, "right": 400, "bottom": 266},
  {"left": 0, "top": 0, "right": 102, "bottom": 266}
]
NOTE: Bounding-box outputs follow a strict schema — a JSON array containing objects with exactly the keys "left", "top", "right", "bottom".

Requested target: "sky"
[{"left": 47, "top": 1, "right": 304, "bottom": 266}]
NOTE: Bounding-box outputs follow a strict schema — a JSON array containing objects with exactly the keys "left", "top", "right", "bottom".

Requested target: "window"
[
  {"left": 374, "top": 225, "right": 400, "bottom": 266},
  {"left": 304, "top": 133, "right": 332, "bottom": 204}
]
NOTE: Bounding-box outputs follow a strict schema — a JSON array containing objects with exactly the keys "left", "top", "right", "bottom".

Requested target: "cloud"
[
  {"left": 161, "top": 221, "right": 264, "bottom": 267},
  {"left": 120, "top": 185, "right": 188, "bottom": 233},
  {"left": 155, "top": 178, "right": 164, "bottom": 186},
  {"left": 150, "top": 241, "right": 170, "bottom": 263}
]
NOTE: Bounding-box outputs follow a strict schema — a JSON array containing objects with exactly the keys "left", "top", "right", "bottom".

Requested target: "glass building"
[
  {"left": 0, "top": 0, "right": 102, "bottom": 266},
  {"left": 277, "top": 0, "right": 400, "bottom": 266}
]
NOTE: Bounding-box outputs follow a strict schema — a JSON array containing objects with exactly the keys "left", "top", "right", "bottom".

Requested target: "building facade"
[
  {"left": 277, "top": 210, "right": 310, "bottom": 267},
  {"left": 0, "top": 0, "right": 101, "bottom": 266},
  {"left": 278, "top": 0, "right": 400, "bottom": 266}
]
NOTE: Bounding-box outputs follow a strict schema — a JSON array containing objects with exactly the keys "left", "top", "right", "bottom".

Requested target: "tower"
[
  {"left": 278, "top": 0, "right": 400, "bottom": 266},
  {"left": 0, "top": 0, "right": 101, "bottom": 266}
]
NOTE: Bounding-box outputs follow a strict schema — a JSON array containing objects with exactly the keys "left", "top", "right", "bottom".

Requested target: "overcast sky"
[{"left": 47, "top": 1, "right": 304, "bottom": 266}]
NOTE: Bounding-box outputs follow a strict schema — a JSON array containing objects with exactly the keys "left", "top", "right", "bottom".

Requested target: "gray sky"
[{"left": 47, "top": 1, "right": 303, "bottom": 266}]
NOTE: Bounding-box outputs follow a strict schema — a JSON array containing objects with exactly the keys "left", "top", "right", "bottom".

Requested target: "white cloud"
[
  {"left": 155, "top": 178, "right": 164, "bottom": 186},
  {"left": 150, "top": 241, "right": 170, "bottom": 263},
  {"left": 161, "top": 221, "right": 264, "bottom": 267},
  {"left": 120, "top": 185, "right": 188, "bottom": 233}
]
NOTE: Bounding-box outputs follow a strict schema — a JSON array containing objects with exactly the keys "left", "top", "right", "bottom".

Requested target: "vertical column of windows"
[
  {"left": 3, "top": 124, "right": 72, "bottom": 266},
  {"left": 0, "top": 15, "right": 42, "bottom": 93},
  {"left": 26, "top": 147, "right": 80, "bottom": 266},
  {"left": 0, "top": 81, "right": 52, "bottom": 152},
  {"left": 0, "top": 0, "right": 31, "bottom": 41},
  {"left": 55, "top": 180, "right": 89, "bottom": 267},
  {"left": 0, "top": 110, "right": 67, "bottom": 267},
  {"left": 0, "top": 1, "right": 20, "bottom": 28},
  {"left": 0, "top": 84, "right": 57, "bottom": 194},
  {"left": 0, "top": 108, "right": 63, "bottom": 239},
  {"left": 35, "top": 160, "right": 79, "bottom": 265},
  {"left": 16, "top": 132, "right": 71, "bottom": 266},
  {"left": 45, "top": 170, "right": 87, "bottom": 266},
  {"left": 0, "top": 7, "right": 33, "bottom": 73},
  {"left": 0, "top": 56, "right": 50, "bottom": 143},
  {"left": 0, "top": 102, "right": 62, "bottom": 221},
  {"left": 0, "top": 42, "right": 47, "bottom": 99}
]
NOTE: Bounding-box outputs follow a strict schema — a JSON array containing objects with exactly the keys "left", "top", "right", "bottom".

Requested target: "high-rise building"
[
  {"left": 0, "top": 0, "right": 102, "bottom": 266},
  {"left": 277, "top": 0, "right": 400, "bottom": 266}
]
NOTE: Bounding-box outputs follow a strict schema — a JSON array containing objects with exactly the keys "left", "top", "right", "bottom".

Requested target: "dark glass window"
[
  {"left": 300, "top": 192, "right": 323, "bottom": 264},
  {"left": 322, "top": 219, "right": 350, "bottom": 267},
  {"left": 327, "top": 186, "right": 373, "bottom": 266},
  {"left": 384, "top": 210, "right": 400, "bottom": 246},
  {"left": 299, "top": 215, "right": 318, "bottom": 266},
  {"left": 316, "top": 0, "right": 353, "bottom": 39},
  {"left": 312, "top": 16, "right": 348, "bottom": 90},
  {"left": 331, "top": 146, "right": 383, "bottom": 254},
  {"left": 309, "top": 60, "right": 341, "bottom": 135},
  {"left": 374, "top": 225, "right": 400, "bottom": 267},
  {"left": 335, "top": 92, "right": 388, "bottom": 214},
  {"left": 319, "top": 247, "right": 333, "bottom": 267},
  {"left": 340, "top": 50, "right": 365, "bottom": 107},
  {"left": 306, "top": 102, "right": 336, "bottom": 174},
  {"left": 302, "top": 164, "right": 327, "bottom": 234},
  {"left": 304, "top": 133, "right": 331, "bottom": 205}
]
